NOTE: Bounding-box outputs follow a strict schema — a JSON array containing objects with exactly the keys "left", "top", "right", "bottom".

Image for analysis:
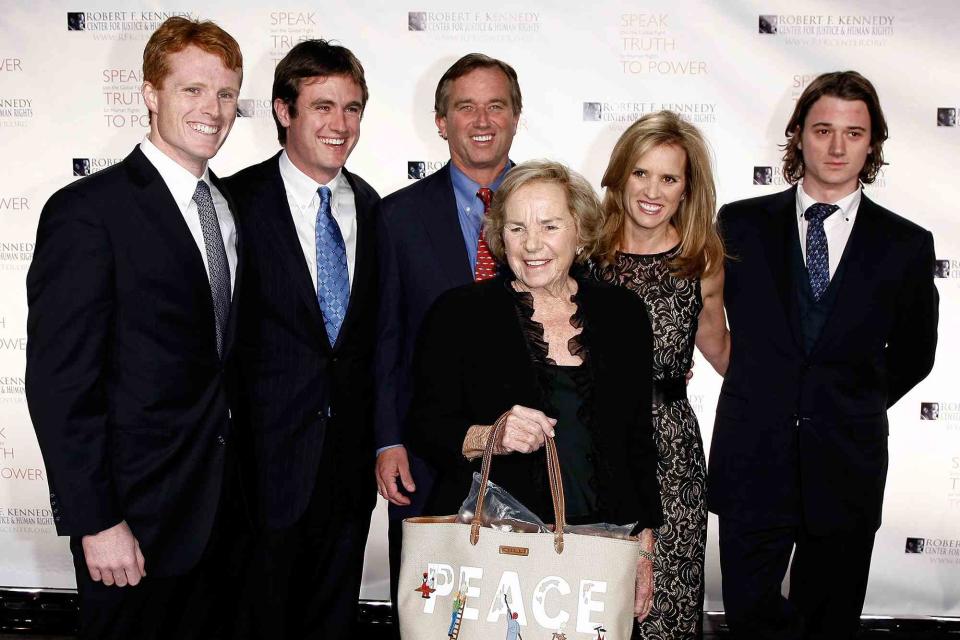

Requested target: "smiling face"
[
  {"left": 623, "top": 143, "right": 687, "bottom": 237},
  {"left": 436, "top": 67, "right": 519, "bottom": 185},
  {"left": 798, "top": 95, "right": 872, "bottom": 201},
  {"left": 503, "top": 181, "right": 578, "bottom": 295},
  {"left": 142, "top": 45, "right": 241, "bottom": 177},
  {"left": 275, "top": 74, "right": 363, "bottom": 185}
]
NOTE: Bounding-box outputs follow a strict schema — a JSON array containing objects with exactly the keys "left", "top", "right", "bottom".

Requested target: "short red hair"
[{"left": 142, "top": 16, "right": 242, "bottom": 88}]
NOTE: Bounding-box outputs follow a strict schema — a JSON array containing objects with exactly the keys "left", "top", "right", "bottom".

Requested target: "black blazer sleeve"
[
  {"left": 405, "top": 289, "right": 474, "bottom": 472},
  {"left": 25, "top": 186, "right": 121, "bottom": 537},
  {"left": 885, "top": 229, "right": 939, "bottom": 406},
  {"left": 374, "top": 203, "right": 406, "bottom": 450}
]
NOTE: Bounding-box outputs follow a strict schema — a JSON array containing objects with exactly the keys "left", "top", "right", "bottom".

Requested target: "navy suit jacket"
[
  {"left": 375, "top": 162, "right": 478, "bottom": 518},
  {"left": 224, "top": 154, "right": 379, "bottom": 529},
  {"left": 708, "top": 186, "right": 938, "bottom": 534},
  {"left": 26, "top": 146, "right": 243, "bottom": 576}
]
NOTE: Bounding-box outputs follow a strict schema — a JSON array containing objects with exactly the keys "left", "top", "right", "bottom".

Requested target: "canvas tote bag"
[{"left": 399, "top": 412, "right": 640, "bottom": 639}]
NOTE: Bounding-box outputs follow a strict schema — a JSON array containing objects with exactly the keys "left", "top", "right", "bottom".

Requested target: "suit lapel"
[
  {"left": 256, "top": 157, "right": 330, "bottom": 343},
  {"left": 421, "top": 163, "right": 473, "bottom": 286},
  {"left": 336, "top": 168, "right": 373, "bottom": 348},
  {"left": 760, "top": 186, "right": 804, "bottom": 350},
  {"left": 125, "top": 147, "right": 211, "bottom": 288}
]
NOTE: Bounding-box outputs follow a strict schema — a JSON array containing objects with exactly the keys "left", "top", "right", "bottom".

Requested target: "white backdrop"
[{"left": 0, "top": 0, "right": 957, "bottom": 618}]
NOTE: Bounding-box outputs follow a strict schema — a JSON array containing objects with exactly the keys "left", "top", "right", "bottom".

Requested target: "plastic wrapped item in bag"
[
  {"left": 563, "top": 522, "right": 637, "bottom": 540},
  {"left": 456, "top": 472, "right": 548, "bottom": 533},
  {"left": 457, "top": 472, "right": 638, "bottom": 539}
]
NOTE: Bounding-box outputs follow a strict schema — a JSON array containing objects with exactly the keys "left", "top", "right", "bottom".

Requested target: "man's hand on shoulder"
[
  {"left": 375, "top": 446, "right": 416, "bottom": 506},
  {"left": 81, "top": 520, "right": 146, "bottom": 587}
]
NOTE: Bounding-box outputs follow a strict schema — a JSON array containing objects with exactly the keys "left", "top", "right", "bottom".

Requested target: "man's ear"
[
  {"left": 274, "top": 98, "right": 292, "bottom": 128},
  {"left": 435, "top": 113, "right": 447, "bottom": 140},
  {"left": 142, "top": 82, "right": 159, "bottom": 116}
]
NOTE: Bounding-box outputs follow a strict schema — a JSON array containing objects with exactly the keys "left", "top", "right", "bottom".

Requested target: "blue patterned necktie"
[
  {"left": 804, "top": 202, "right": 840, "bottom": 301},
  {"left": 192, "top": 181, "right": 231, "bottom": 357},
  {"left": 315, "top": 185, "right": 349, "bottom": 346}
]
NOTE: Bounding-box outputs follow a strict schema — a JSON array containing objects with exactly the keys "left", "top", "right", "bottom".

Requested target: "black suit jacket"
[
  {"left": 25, "top": 146, "right": 243, "bottom": 576},
  {"left": 708, "top": 186, "right": 938, "bottom": 534},
  {"left": 374, "top": 162, "right": 478, "bottom": 518},
  {"left": 223, "top": 154, "right": 379, "bottom": 529},
  {"left": 407, "top": 277, "right": 663, "bottom": 530}
]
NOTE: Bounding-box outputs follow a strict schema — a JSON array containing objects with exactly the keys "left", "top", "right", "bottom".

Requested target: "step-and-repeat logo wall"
[{"left": 0, "top": 0, "right": 957, "bottom": 616}]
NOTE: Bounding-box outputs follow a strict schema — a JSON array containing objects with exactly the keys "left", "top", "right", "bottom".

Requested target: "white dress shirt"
[
  {"left": 279, "top": 150, "right": 357, "bottom": 289},
  {"left": 796, "top": 180, "right": 861, "bottom": 279},
  {"left": 139, "top": 137, "right": 238, "bottom": 294}
]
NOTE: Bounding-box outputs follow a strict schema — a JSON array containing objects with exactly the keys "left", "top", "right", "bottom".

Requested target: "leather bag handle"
[{"left": 469, "top": 411, "right": 566, "bottom": 553}]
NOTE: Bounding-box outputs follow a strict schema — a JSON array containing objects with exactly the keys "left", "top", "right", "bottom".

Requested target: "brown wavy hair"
[
  {"left": 597, "top": 110, "right": 723, "bottom": 279},
  {"left": 781, "top": 71, "right": 887, "bottom": 184}
]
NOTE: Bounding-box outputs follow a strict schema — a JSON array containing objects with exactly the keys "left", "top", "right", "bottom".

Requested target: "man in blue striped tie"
[{"left": 223, "top": 40, "right": 380, "bottom": 640}]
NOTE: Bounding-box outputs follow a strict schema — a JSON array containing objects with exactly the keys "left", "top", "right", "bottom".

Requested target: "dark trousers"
[
  {"left": 71, "top": 451, "right": 247, "bottom": 640},
  {"left": 718, "top": 516, "right": 876, "bottom": 640},
  {"left": 235, "top": 458, "right": 373, "bottom": 640}
]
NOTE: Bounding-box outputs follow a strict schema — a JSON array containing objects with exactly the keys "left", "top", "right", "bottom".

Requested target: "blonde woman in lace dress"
[{"left": 590, "top": 111, "right": 730, "bottom": 639}]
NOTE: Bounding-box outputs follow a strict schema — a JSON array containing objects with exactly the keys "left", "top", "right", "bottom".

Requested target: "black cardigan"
[{"left": 406, "top": 276, "right": 662, "bottom": 530}]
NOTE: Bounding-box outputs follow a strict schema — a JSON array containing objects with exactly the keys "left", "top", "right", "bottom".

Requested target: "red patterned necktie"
[{"left": 474, "top": 187, "right": 496, "bottom": 281}]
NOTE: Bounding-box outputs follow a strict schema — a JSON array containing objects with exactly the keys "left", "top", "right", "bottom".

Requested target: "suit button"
[{"left": 217, "top": 435, "right": 226, "bottom": 445}]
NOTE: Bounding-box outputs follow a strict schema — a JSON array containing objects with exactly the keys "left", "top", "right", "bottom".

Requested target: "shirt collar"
[
  {"left": 279, "top": 149, "right": 344, "bottom": 211},
  {"left": 449, "top": 160, "right": 511, "bottom": 210},
  {"left": 140, "top": 136, "right": 212, "bottom": 211},
  {"left": 797, "top": 179, "right": 862, "bottom": 222}
]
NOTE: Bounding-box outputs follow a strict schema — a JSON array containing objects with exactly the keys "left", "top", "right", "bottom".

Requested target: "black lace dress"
[{"left": 590, "top": 248, "right": 707, "bottom": 639}]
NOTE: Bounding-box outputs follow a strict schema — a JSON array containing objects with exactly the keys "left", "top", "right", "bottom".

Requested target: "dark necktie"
[
  {"left": 474, "top": 187, "right": 496, "bottom": 281},
  {"left": 192, "top": 181, "right": 231, "bottom": 357},
  {"left": 804, "top": 202, "right": 840, "bottom": 301},
  {"left": 315, "top": 185, "right": 349, "bottom": 345}
]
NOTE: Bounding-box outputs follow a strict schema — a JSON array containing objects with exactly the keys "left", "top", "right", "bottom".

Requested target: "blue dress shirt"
[{"left": 449, "top": 162, "right": 511, "bottom": 273}]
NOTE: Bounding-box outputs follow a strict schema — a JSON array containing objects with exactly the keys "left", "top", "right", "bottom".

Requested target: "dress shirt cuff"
[{"left": 376, "top": 444, "right": 404, "bottom": 456}]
